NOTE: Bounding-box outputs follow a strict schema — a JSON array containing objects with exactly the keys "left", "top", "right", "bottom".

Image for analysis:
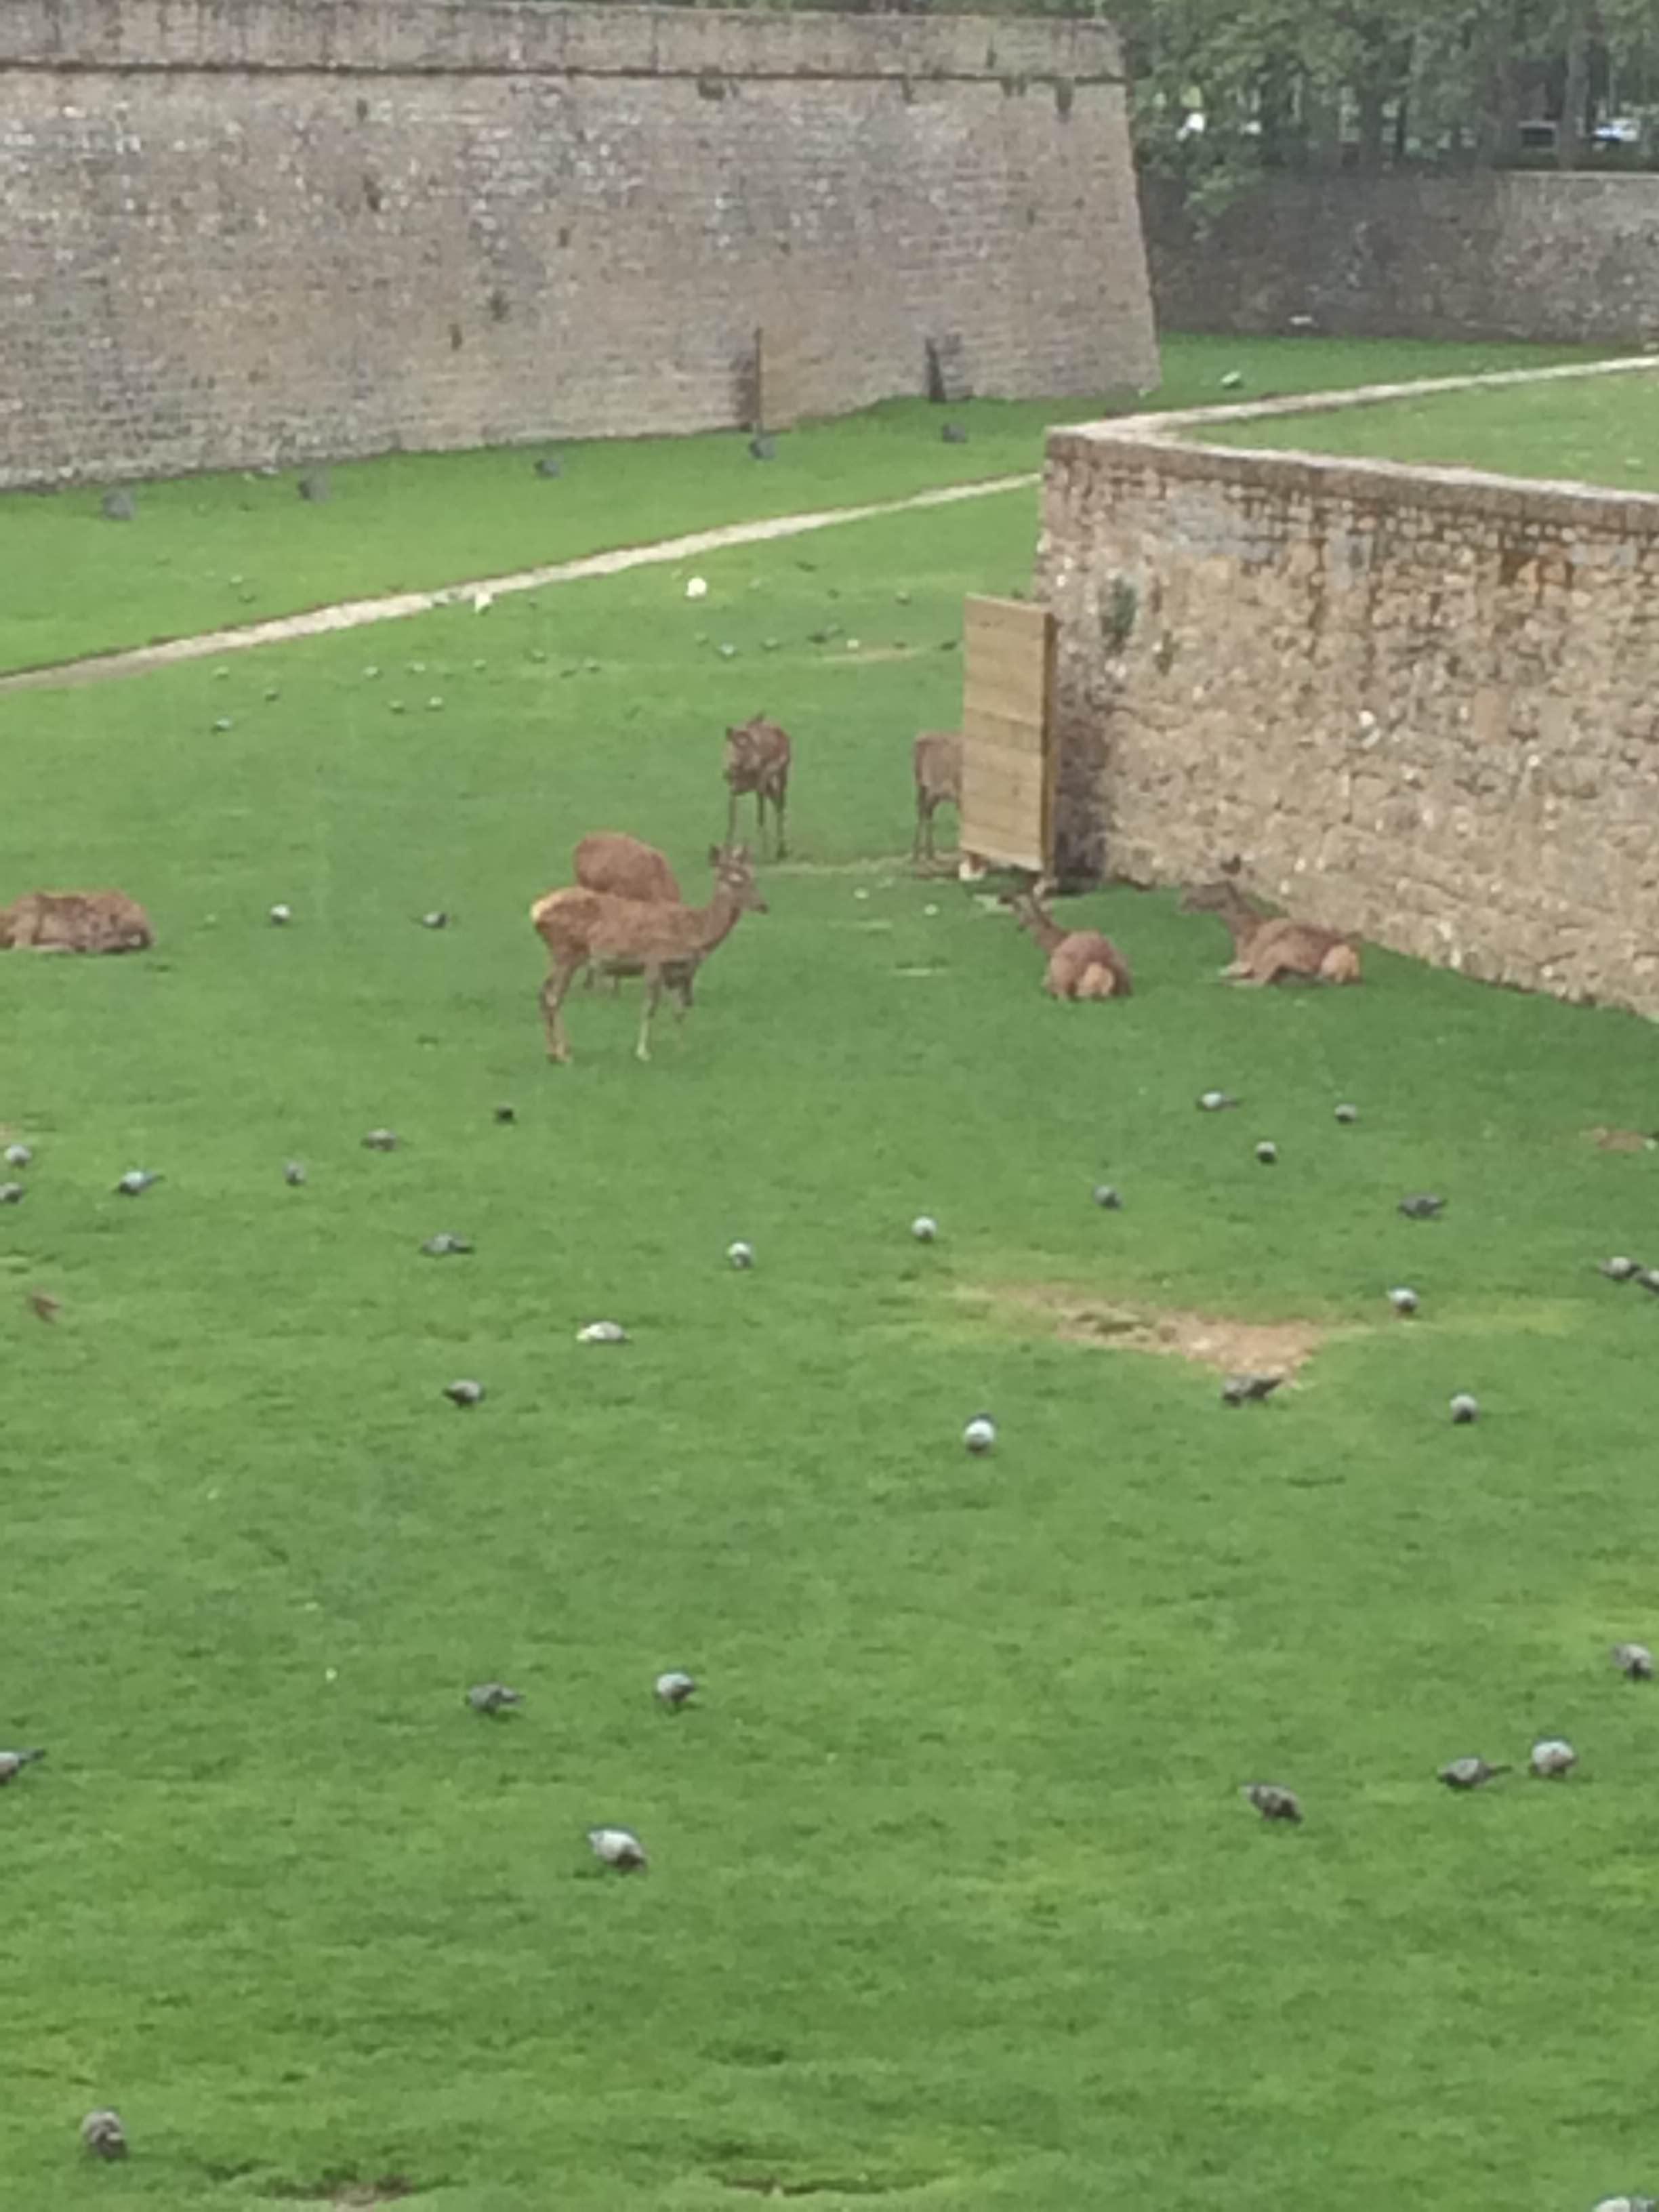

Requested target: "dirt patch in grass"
[
  {"left": 266, "top": 2182, "right": 415, "bottom": 2208},
  {"left": 958, "top": 1282, "right": 1330, "bottom": 1378},
  {"left": 1586, "top": 1125, "right": 1655, "bottom": 1153}
]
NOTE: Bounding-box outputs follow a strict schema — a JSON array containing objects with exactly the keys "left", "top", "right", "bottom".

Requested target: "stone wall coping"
[
  {"left": 1048, "top": 354, "right": 1659, "bottom": 536},
  {"left": 0, "top": 1, "right": 1124, "bottom": 81}
]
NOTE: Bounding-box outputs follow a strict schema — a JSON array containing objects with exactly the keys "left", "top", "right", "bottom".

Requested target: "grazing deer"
[
  {"left": 1180, "top": 880, "right": 1361, "bottom": 986},
  {"left": 0, "top": 890, "right": 152, "bottom": 954},
  {"left": 1004, "top": 886, "right": 1132, "bottom": 1001},
  {"left": 573, "top": 832, "right": 689, "bottom": 1002},
  {"left": 531, "top": 844, "right": 766, "bottom": 1063},
  {"left": 912, "top": 731, "right": 962, "bottom": 863},
  {"left": 724, "top": 717, "right": 791, "bottom": 860}
]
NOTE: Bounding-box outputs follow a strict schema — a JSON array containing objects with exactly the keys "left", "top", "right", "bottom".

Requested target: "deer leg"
[
  {"left": 540, "top": 962, "right": 579, "bottom": 1063},
  {"left": 726, "top": 785, "right": 741, "bottom": 848},
  {"left": 774, "top": 781, "right": 788, "bottom": 861},
  {"left": 636, "top": 968, "right": 665, "bottom": 1063},
  {"left": 912, "top": 797, "right": 924, "bottom": 863}
]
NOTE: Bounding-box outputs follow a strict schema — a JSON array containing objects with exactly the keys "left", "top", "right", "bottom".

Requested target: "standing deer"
[
  {"left": 0, "top": 890, "right": 152, "bottom": 953},
  {"left": 1180, "top": 880, "right": 1361, "bottom": 986},
  {"left": 912, "top": 731, "right": 962, "bottom": 864},
  {"left": 1004, "top": 886, "right": 1133, "bottom": 1000},
  {"left": 724, "top": 717, "right": 791, "bottom": 861},
  {"left": 531, "top": 844, "right": 767, "bottom": 1063},
  {"left": 572, "top": 833, "right": 690, "bottom": 1003}
]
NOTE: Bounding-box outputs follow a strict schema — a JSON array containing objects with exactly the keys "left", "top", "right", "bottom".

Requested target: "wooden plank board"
[{"left": 959, "top": 594, "right": 1055, "bottom": 874}]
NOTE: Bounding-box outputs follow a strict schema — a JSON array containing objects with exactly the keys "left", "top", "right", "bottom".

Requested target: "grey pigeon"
[
  {"left": 535, "top": 455, "right": 563, "bottom": 478},
  {"left": 748, "top": 434, "right": 777, "bottom": 462},
  {"left": 80, "top": 2110, "right": 127, "bottom": 2160},
  {"left": 1398, "top": 1194, "right": 1446, "bottom": 1219},
  {"left": 466, "top": 1681, "right": 523, "bottom": 1715},
  {"left": 0, "top": 1748, "right": 45, "bottom": 1785},
  {"left": 100, "top": 489, "right": 136, "bottom": 522},
  {"left": 1092, "top": 1185, "right": 1124, "bottom": 1210},
  {"left": 1198, "top": 1090, "right": 1239, "bottom": 1111},
  {"left": 1612, "top": 1641, "right": 1654, "bottom": 1681},
  {"left": 1450, "top": 1393, "right": 1479, "bottom": 1424},
  {"left": 421, "top": 1233, "right": 474, "bottom": 1257},
  {"left": 494, "top": 1104, "right": 516, "bottom": 1124},
  {"left": 1242, "top": 1783, "right": 1302, "bottom": 1824},
  {"left": 268, "top": 903, "right": 292, "bottom": 927},
  {"left": 0, "top": 1183, "right": 24, "bottom": 1206},
  {"left": 1222, "top": 1373, "right": 1283, "bottom": 1406},
  {"left": 1254, "top": 1140, "right": 1278, "bottom": 1165},
  {"left": 655, "top": 1670, "right": 697, "bottom": 1711},
  {"left": 420, "top": 911, "right": 449, "bottom": 930},
  {"left": 1388, "top": 1286, "right": 1419, "bottom": 1315},
  {"left": 3, "top": 1143, "right": 32, "bottom": 1168},
  {"left": 588, "top": 1824, "right": 648, "bottom": 1871},
  {"left": 114, "top": 1170, "right": 161, "bottom": 1195},
  {"left": 283, "top": 1161, "right": 306, "bottom": 1187},
  {"left": 1438, "top": 1756, "right": 1509, "bottom": 1790},
  {"left": 443, "top": 1378, "right": 485, "bottom": 1408},
  {"left": 1529, "top": 1736, "right": 1577, "bottom": 1778},
  {"left": 1334, "top": 1102, "right": 1359, "bottom": 1123},
  {"left": 941, "top": 422, "right": 970, "bottom": 444},
  {"left": 298, "top": 469, "right": 331, "bottom": 502},
  {"left": 1600, "top": 1256, "right": 1641, "bottom": 1282},
  {"left": 726, "top": 1240, "right": 755, "bottom": 1269},
  {"left": 361, "top": 1128, "right": 399, "bottom": 1152}
]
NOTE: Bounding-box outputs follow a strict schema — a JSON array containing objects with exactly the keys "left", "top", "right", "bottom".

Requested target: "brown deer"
[
  {"left": 0, "top": 890, "right": 152, "bottom": 953},
  {"left": 724, "top": 717, "right": 791, "bottom": 860},
  {"left": 573, "top": 832, "right": 690, "bottom": 1002},
  {"left": 1004, "top": 886, "right": 1133, "bottom": 1001},
  {"left": 912, "top": 731, "right": 962, "bottom": 864},
  {"left": 1181, "top": 880, "right": 1361, "bottom": 987},
  {"left": 531, "top": 844, "right": 767, "bottom": 1063}
]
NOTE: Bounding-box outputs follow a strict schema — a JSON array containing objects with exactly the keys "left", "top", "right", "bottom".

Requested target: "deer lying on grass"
[
  {"left": 724, "top": 717, "right": 792, "bottom": 861},
  {"left": 531, "top": 844, "right": 766, "bottom": 1063},
  {"left": 1004, "top": 886, "right": 1133, "bottom": 1000},
  {"left": 0, "top": 890, "right": 152, "bottom": 953},
  {"left": 912, "top": 731, "right": 962, "bottom": 864},
  {"left": 1181, "top": 879, "right": 1361, "bottom": 986},
  {"left": 572, "top": 833, "right": 691, "bottom": 1003}
]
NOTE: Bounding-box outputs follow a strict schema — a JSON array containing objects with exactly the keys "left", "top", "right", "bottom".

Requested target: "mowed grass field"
[
  {"left": 4, "top": 354, "right": 1659, "bottom": 2211},
  {"left": 1213, "top": 359, "right": 1659, "bottom": 487}
]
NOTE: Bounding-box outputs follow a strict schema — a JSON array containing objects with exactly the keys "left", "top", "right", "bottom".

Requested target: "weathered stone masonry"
[
  {"left": 1037, "top": 389, "right": 1659, "bottom": 1017},
  {"left": 0, "top": 1, "right": 1157, "bottom": 487}
]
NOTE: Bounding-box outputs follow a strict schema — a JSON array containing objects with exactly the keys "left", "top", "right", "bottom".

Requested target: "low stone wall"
[
  {"left": 1036, "top": 368, "right": 1659, "bottom": 1015},
  {"left": 1143, "top": 171, "right": 1659, "bottom": 346}
]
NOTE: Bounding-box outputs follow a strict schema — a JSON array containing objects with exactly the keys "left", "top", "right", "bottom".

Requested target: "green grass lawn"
[
  {"left": 5, "top": 409, "right": 1659, "bottom": 2212},
  {"left": 7, "top": 333, "right": 1613, "bottom": 676},
  {"left": 1208, "top": 361, "right": 1659, "bottom": 489}
]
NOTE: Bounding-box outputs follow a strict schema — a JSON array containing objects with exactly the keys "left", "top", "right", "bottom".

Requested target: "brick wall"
[
  {"left": 1036, "top": 388, "right": 1659, "bottom": 1015},
  {"left": 0, "top": 1, "right": 1157, "bottom": 487},
  {"left": 1144, "top": 171, "right": 1659, "bottom": 346}
]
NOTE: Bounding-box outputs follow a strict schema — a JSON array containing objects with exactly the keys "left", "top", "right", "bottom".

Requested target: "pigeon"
[
  {"left": 726, "top": 1240, "right": 755, "bottom": 1269},
  {"left": 1438, "top": 1757, "right": 1509, "bottom": 1790},
  {"left": 655, "top": 1671, "right": 697, "bottom": 1710},
  {"left": 466, "top": 1682, "right": 523, "bottom": 1715},
  {"left": 1450, "top": 1393, "right": 1479, "bottom": 1424},
  {"left": 577, "top": 1321, "right": 630, "bottom": 1345},
  {"left": 1529, "top": 1737, "right": 1577, "bottom": 1778},
  {"left": 1334, "top": 1102, "right": 1359, "bottom": 1123},
  {"left": 964, "top": 1414, "right": 997, "bottom": 1455},
  {"left": 1600, "top": 1256, "right": 1641, "bottom": 1282},
  {"left": 1636, "top": 1270, "right": 1659, "bottom": 1296},
  {"left": 114, "top": 1170, "right": 161, "bottom": 1196},
  {"left": 298, "top": 469, "right": 331, "bottom": 502},
  {"left": 1254, "top": 1141, "right": 1278, "bottom": 1166},
  {"left": 1092, "top": 1185, "right": 1124, "bottom": 1210},
  {"left": 443, "top": 1379, "right": 485, "bottom": 1408},
  {"left": 361, "top": 1129, "right": 399, "bottom": 1152},
  {"left": 1591, "top": 2198, "right": 1658, "bottom": 2212},
  {"left": 494, "top": 1104, "right": 517, "bottom": 1124},
  {"left": 421, "top": 1233, "right": 474, "bottom": 1257},
  {"left": 283, "top": 1161, "right": 306, "bottom": 1187},
  {"left": 268, "top": 902, "right": 292, "bottom": 925},
  {"left": 535, "top": 454, "right": 563, "bottom": 478},
  {"left": 420, "top": 910, "right": 450, "bottom": 930},
  {"left": 748, "top": 434, "right": 777, "bottom": 462},
  {"left": 1222, "top": 1373, "right": 1283, "bottom": 1406},
  {"left": 1611, "top": 1641, "right": 1654, "bottom": 1681},
  {"left": 941, "top": 422, "right": 970, "bottom": 444},
  {"left": 0, "top": 1748, "right": 45, "bottom": 1785},
  {"left": 911, "top": 1215, "right": 939, "bottom": 1242},
  {"left": 3, "top": 1143, "right": 32, "bottom": 1168},
  {"left": 80, "top": 2110, "right": 127, "bottom": 2160},
  {"left": 27, "top": 1290, "right": 60, "bottom": 1324},
  {"left": 0, "top": 1183, "right": 24, "bottom": 1206},
  {"left": 588, "top": 1824, "right": 648, "bottom": 1872},
  {"left": 1198, "top": 1090, "right": 1239, "bottom": 1111},
  {"left": 1388, "top": 1286, "right": 1419, "bottom": 1315},
  {"left": 100, "top": 489, "right": 136, "bottom": 522},
  {"left": 1398, "top": 1194, "right": 1446, "bottom": 1219},
  {"left": 1242, "top": 1783, "right": 1302, "bottom": 1824}
]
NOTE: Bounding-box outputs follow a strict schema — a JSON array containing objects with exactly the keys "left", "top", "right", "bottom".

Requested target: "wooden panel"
[
  {"left": 959, "top": 595, "right": 1055, "bottom": 874},
  {"left": 756, "top": 323, "right": 810, "bottom": 434}
]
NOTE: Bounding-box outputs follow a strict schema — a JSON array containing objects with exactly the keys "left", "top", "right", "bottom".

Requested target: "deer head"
[{"left": 707, "top": 844, "right": 769, "bottom": 915}]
